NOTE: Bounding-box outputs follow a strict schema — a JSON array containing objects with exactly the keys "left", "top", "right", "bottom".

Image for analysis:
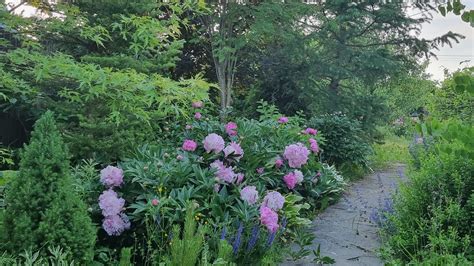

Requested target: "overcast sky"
[{"left": 414, "top": 2, "right": 474, "bottom": 81}]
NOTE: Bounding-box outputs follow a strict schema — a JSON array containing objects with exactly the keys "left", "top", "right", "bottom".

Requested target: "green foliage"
[
  {"left": 0, "top": 246, "right": 75, "bottom": 266},
  {"left": 215, "top": 240, "right": 233, "bottom": 265},
  {"left": 438, "top": 0, "right": 474, "bottom": 27},
  {"left": 312, "top": 244, "right": 335, "bottom": 265},
  {"left": 375, "top": 68, "right": 436, "bottom": 122},
  {"left": 282, "top": 194, "right": 311, "bottom": 228},
  {"left": 0, "top": 0, "right": 213, "bottom": 163},
  {"left": 0, "top": 48, "right": 211, "bottom": 162},
  {"left": 369, "top": 133, "right": 411, "bottom": 170},
  {"left": 0, "top": 170, "right": 17, "bottom": 209},
  {"left": 287, "top": 227, "right": 316, "bottom": 261},
  {"left": 0, "top": 146, "right": 14, "bottom": 170},
  {"left": 168, "top": 203, "right": 206, "bottom": 266},
  {"left": 382, "top": 120, "right": 474, "bottom": 263},
  {"left": 237, "top": 0, "right": 459, "bottom": 121},
  {"left": 429, "top": 68, "right": 474, "bottom": 123},
  {"left": 309, "top": 114, "right": 372, "bottom": 170},
  {"left": 2, "top": 112, "right": 96, "bottom": 263},
  {"left": 118, "top": 247, "right": 132, "bottom": 266}
]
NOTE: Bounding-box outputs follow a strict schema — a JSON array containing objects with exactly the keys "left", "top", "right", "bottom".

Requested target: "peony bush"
[{"left": 70, "top": 102, "right": 345, "bottom": 264}]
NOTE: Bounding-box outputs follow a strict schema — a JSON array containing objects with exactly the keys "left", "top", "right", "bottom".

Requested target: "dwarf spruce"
[{"left": 2, "top": 111, "right": 96, "bottom": 263}]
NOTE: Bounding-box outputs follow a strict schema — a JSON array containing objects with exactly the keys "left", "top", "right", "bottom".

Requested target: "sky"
[
  {"left": 412, "top": 3, "right": 474, "bottom": 81},
  {"left": 5, "top": 0, "right": 474, "bottom": 82}
]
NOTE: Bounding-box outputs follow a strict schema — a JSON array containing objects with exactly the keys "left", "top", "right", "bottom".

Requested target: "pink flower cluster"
[
  {"left": 99, "top": 189, "right": 130, "bottom": 236},
  {"left": 262, "top": 191, "right": 285, "bottom": 211},
  {"left": 99, "top": 166, "right": 130, "bottom": 236},
  {"left": 192, "top": 101, "right": 203, "bottom": 108},
  {"left": 223, "top": 142, "right": 244, "bottom": 160},
  {"left": 194, "top": 112, "right": 202, "bottom": 120},
  {"left": 275, "top": 157, "right": 284, "bottom": 168},
  {"left": 100, "top": 165, "right": 124, "bottom": 188},
  {"left": 182, "top": 139, "right": 197, "bottom": 152},
  {"left": 99, "top": 189, "right": 124, "bottom": 216},
  {"left": 278, "top": 116, "right": 289, "bottom": 124},
  {"left": 283, "top": 143, "right": 310, "bottom": 168},
  {"left": 303, "top": 128, "right": 318, "bottom": 135},
  {"left": 309, "top": 138, "right": 319, "bottom": 154},
  {"left": 210, "top": 160, "right": 235, "bottom": 183},
  {"left": 283, "top": 170, "right": 304, "bottom": 189},
  {"left": 260, "top": 206, "right": 279, "bottom": 233},
  {"left": 203, "top": 133, "right": 225, "bottom": 153},
  {"left": 283, "top": 172, "right": 297, "bottom": 189},
  {"left": 240, "top": 186, "right": 259, "bottom": 205},
  {"left": 102, "top": 214, "right": 131, "bottom": 236},
  {"left": 225, "top": 122, "right": 238, "bottom": 136},
  {"left": 259, "top": 191, "right": 285, "bottom": 232},
  {"left": 235, "top": 173, "right": 245, "bottom": 184}
]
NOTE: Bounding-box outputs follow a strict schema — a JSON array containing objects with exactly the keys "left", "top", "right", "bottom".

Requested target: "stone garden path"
[{"left": 282, "top": 164, "right": 407, "bottom": 266}]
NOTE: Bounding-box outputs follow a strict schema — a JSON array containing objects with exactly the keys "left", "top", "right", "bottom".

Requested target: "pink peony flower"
[
  {"left": 225, "top": 122, "right": 238, "bottom": 136},
  {"left": 283, "top": 143, "right": 310, "bottom": 168},
  {"left": 260, "top": 206, "right": 279, "bottom": 233},
  {"left": 100, "top": 165, "right": 124, "bottom": 188},
  {"left": 283, "top": 172, "right": 298, "bottom": 189},
  {"left": 240, "top": 186, "right": 259, "bottom": 205},
  {"left": 309, "top": 138, "right": 319, "bottom": 154},
  {"left": 102, "top": 213, "right": 131, "bottom": 236},
  {"left": 192, "top": 101, "right": 203, "bottom": 108},
  {"left": 278, "top": 116, "right": 289, "bottom": 124},
  {"left": 194, "top": 112, "right": 202, "bottom": 120},
  {"left": 182, "top": 139, "right": 197, "bottom": 152},
  {"left": 99, "top": 189, "right": 125, "bottom": 217},
  {"left": 275, "top": 157, "right": 284, "bottom": 168},
  {"left": 262, "top": 191, "right": 285, "bottom": 211},
  {"left": 203, "top": 133, "right": 225, "bottom": 153},
  {"left": 256, "top": 167, "right": 264, "bottom": 174},
  {"left": 210, "top": 160, "right": 235, "bottom": 183},
  {"left": 304, "top": 128, "right": 318, "bottom": 135},
  {"left": 151, "top": 199, "right": 159, "bottom": 206},
  {"left": 210, "top": 160, "right": 225, "bottom": 169},
  {"left": 235, "top": 173, "right": 245, "bottom": 184},
  {"left": 294, "top": 170, "right": 304, "bottom": 183},
  {"left": 223, "top": 142, "right": 244, "bottom": 160}
]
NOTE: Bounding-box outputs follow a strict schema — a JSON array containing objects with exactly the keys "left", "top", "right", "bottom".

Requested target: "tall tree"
[
  {"left": 234, "top": 0, "right": 462, "bottom": 116},
  {"left": 200, "top": 1, "right": 250, "bottom": 113}
]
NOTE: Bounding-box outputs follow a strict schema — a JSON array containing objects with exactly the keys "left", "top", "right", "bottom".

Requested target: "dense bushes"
[
  {"left": 2, "top": 112, "right": 96, "bottom": 263},
  {"left": 308, "top": 114, "right": 372, "bottom": 174},
  {"left": 0, "top": 49, "right": 211, "bottom": 163},
  {"left": 429, "top": 68, "right": 473, "bottom": 123},
  {"left": 381, "top": 120, "right": 474, "bottom": 263}
]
